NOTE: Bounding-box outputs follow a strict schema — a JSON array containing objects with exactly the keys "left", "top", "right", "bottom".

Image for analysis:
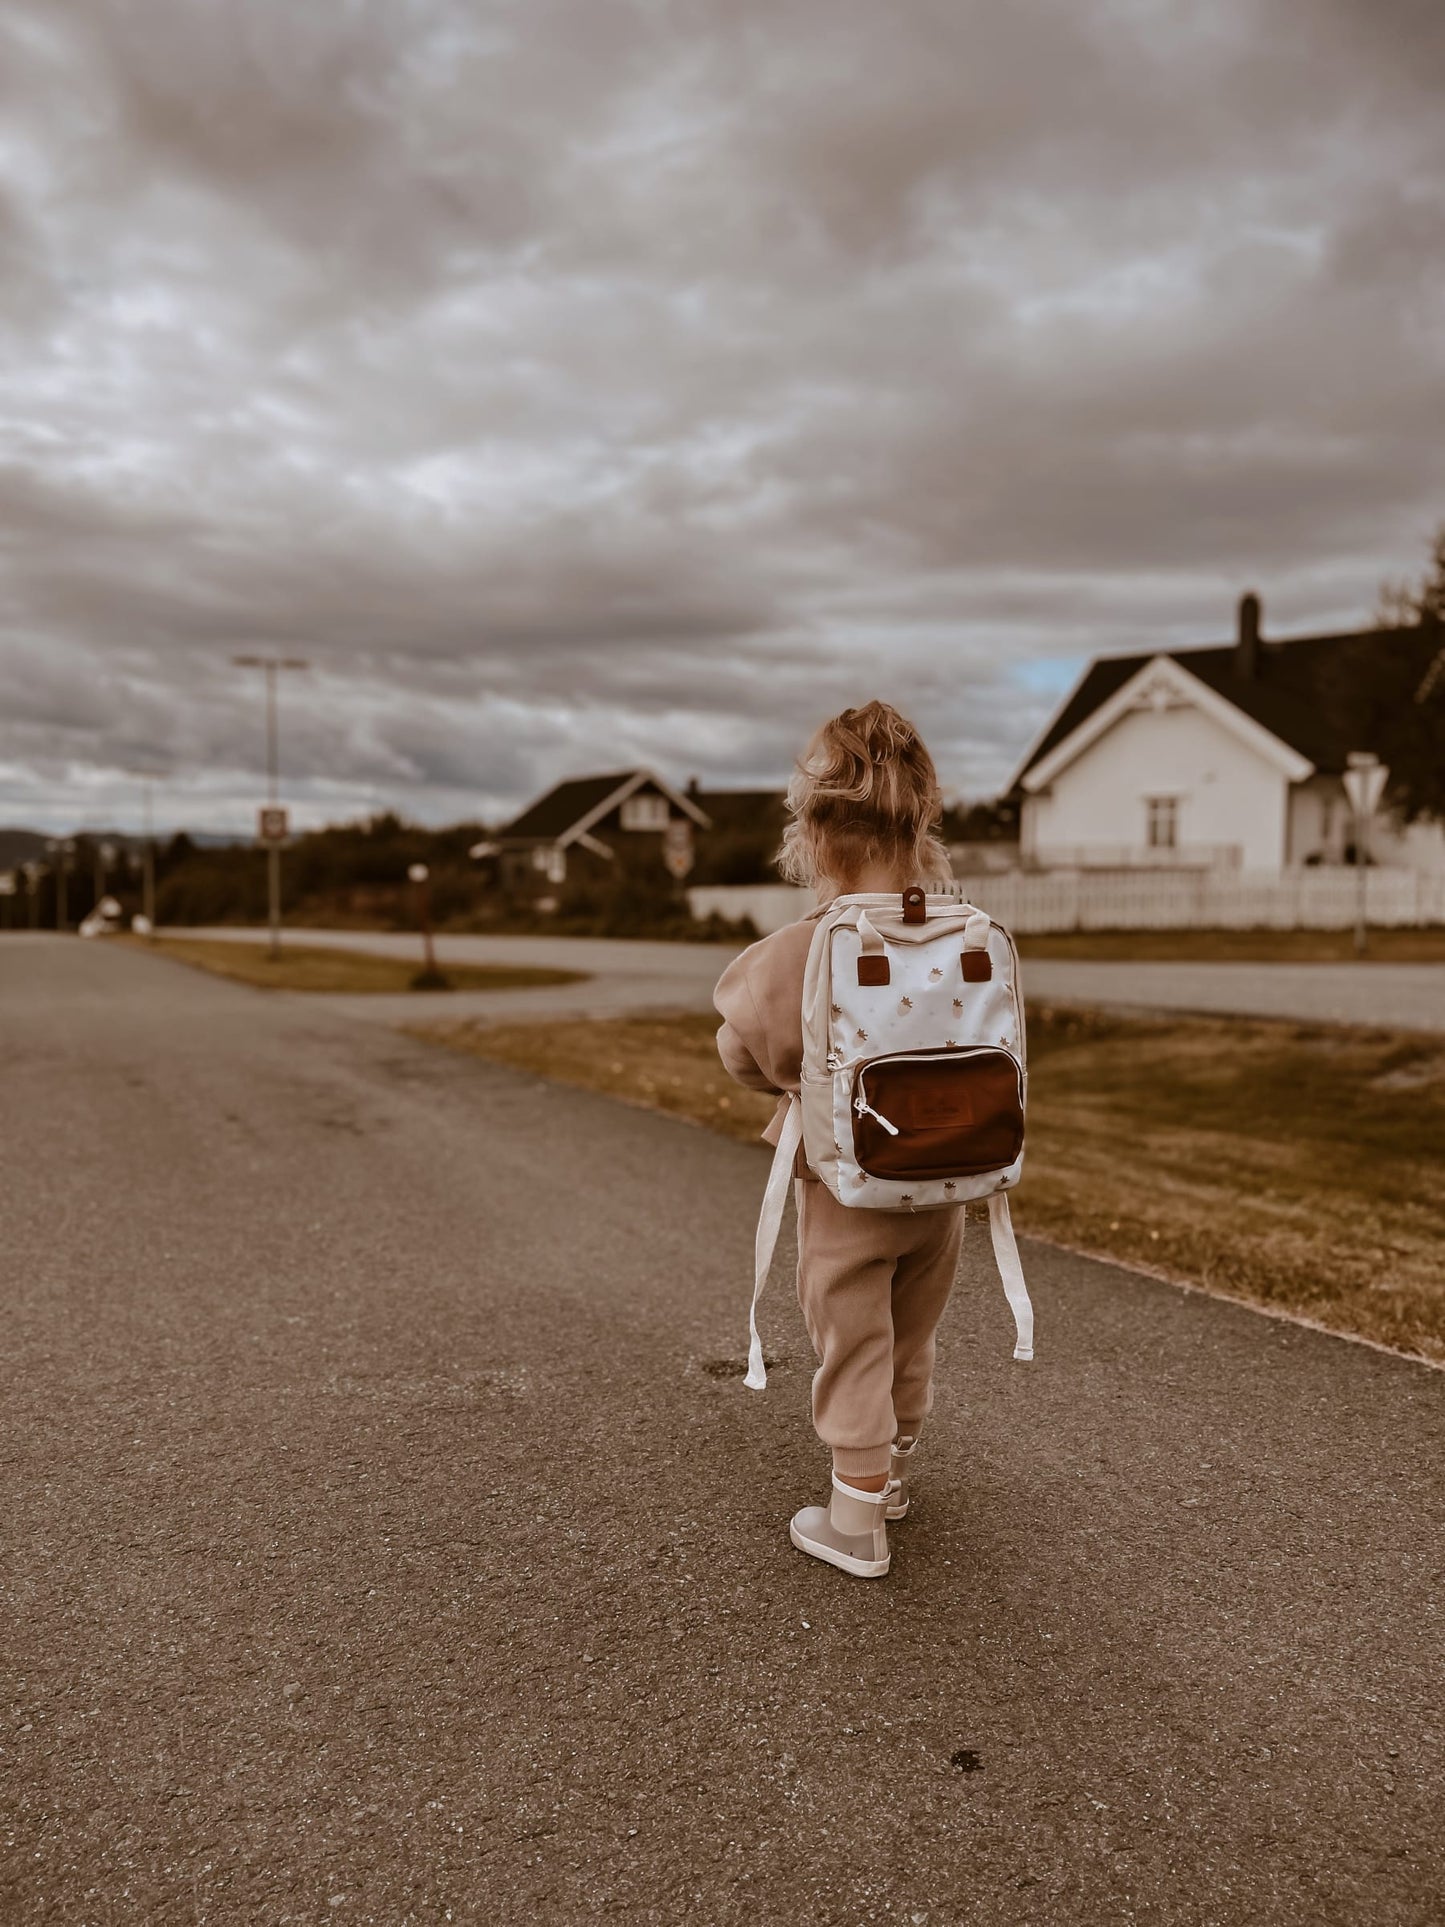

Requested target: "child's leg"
[
  {"left": 794, "top": 1179, "right": 899, "bottom": 1488},
  {"left": 890, "top": 1204, "right": 965, "bottom": 1440}
]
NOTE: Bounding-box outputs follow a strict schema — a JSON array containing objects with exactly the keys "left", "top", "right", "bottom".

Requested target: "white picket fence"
[{"left": 689, "top": 869, "right": 1445, "bottom": 936}]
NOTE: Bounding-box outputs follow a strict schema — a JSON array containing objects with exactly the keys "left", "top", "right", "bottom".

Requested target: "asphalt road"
[
  {"left": 176, "top": 925, "right": 1445, "bottom": 1031},
  {"left": 4, "top": 934, "right": 1443, "bottom": 1926}
]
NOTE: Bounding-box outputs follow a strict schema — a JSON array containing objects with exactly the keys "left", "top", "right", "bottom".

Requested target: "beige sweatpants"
[{"left": 794, "top": 1177, "right": 965, "bottom": 1481}]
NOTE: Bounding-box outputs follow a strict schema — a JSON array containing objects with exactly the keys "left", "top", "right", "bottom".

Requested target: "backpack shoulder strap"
[
  {"left": 987, "top": 1191, "right": 1035, "bottom": 1361},
  {"left": 744, "top": 1095, "right": 804, "bottom": 1389}
]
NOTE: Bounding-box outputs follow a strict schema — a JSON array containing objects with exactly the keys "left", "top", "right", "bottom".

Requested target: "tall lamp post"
[
  {"left": 95, "top": 840, "right": 117, "bottom": 915},
  {"left": 1344, "top": 751, "right": 1389, "bottom": 958},
  {"left": 233, "top": 655, "right": 309, "bottom": 959},
  {"left": 46, "top": 838, "right": 76, "bottom": 931},
  {"left": 132, "top": 772, "right": 161, "bottom": 933}
]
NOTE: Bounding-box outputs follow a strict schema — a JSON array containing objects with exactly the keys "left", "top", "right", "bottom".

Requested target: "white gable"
[
  {"left": 1019, "top": 658, "right": 1318, "bottom": 871},
  {"left": 1019, "top": 654, "right": 1313, "bottom": 793}
]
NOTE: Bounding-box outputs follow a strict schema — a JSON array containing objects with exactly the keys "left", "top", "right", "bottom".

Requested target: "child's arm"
[
  {"left": 713, "top": 924, "right": 809, "bottom": 1097},
  {"left": 716, "top": 1017, "right": 781, "bottom": 1093}
]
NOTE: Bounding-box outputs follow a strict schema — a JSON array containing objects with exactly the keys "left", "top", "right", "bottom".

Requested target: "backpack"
[{"left": 744, "top": 886, "right": 1034, "bottom": 1388}]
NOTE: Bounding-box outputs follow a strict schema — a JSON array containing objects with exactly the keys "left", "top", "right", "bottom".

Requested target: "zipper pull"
[{"left": 854, "top": 1093, "right": 900, "bottom": 1136}]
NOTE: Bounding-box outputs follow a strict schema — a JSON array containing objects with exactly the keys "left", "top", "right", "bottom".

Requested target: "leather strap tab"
[
  {"left": 901, "top": 885, "right": 926, "bottom": 924},
  {"left": 856, "top": 908, "right": 890, "bottom": 984}
]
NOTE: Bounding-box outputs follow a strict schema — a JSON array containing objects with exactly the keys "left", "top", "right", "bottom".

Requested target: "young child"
[{"left": 713, "top": 700, "right": 963, "bottom": 1579}]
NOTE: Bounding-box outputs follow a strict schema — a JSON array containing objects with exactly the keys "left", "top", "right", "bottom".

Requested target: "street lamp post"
[
  {"left": 127, "top": 771, "right": 164, "bottom": 933},
  {"left": 141, "top": 779, "right": 157, "bottom": 931},
  {"left": 46, "top": 839, "right": 75, "bottom": 931},
  {"left": 233, "top": 655, "right": 309, "bottom": 959},
  {"left": 95, "top": 840, "right": 116, "bottom": 914}
]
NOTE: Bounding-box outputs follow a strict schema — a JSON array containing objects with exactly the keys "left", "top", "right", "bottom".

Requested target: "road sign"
[
  {"left": 257, "top": 806, "right": 289, "bottom": 844},
  {"left": 663, "top": 817, "right": 695, "bottom": 880},
  {"left": 1343, "top": 756, "right": 1388, "bottom": 818}
]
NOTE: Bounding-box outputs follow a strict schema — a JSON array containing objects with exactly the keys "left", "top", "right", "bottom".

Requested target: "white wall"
[
  {"left": 1373, "top": 815, "right": 1445, "bottom": 873},
  {"left": 1287, "top": 778, "right": 1445, "bottom": 872},
  {"left": 689, "top": 883, "right": 813, "bottom": 934},
  {"left": 1287, "top": 776, "right": 1348, "bottom": 866},
  {"left": 1024, "top": 703, "right": 1291, "bottom": 871}
]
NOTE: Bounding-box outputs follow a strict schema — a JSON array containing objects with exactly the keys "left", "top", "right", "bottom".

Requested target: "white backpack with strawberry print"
[{"left": 745, "top": 886, "right": 1034, "bottom": 1388}]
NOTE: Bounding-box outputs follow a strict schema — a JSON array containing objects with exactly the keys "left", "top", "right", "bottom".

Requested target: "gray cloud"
[{"left": 1, "top": 0, "right": 1443, "bottom": 834}]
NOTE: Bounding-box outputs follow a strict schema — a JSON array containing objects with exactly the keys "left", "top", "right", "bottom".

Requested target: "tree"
[{"left": 1320, "top": 526, "right": 1445, "bottom": 823}]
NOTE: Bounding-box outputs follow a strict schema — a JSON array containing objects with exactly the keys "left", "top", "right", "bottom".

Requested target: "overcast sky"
[{"left": 2, "top": 0, "right": 1443, "bottom": 833}]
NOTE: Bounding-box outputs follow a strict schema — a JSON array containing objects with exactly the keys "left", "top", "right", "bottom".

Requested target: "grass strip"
[
  {"left": 412, "top": 1005, "right": 1445, "bottom": 1364},
  {"left": 123, "top": 935, "right": 588, "bottom": 996}
]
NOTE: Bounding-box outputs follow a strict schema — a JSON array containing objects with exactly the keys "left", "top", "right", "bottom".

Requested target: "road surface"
[
  {"left": 4, "top": 934, "right": 1442, "bottom": 1925},
  {"left": 175, "top": 925, "right": 1445, "bottom": 1031}
]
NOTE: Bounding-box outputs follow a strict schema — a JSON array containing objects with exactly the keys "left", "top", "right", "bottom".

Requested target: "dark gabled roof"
[
  {"left": 1014, "top": 625, "right": 1417, "bottom": 791},
  {"left": 500, "top": 769, "right": 712, "bottom": 841},
  {"left": 500, "top": 772, "right": 640, "bottom": 841}
]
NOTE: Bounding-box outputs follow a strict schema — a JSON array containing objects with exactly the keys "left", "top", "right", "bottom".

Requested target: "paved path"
[
  {"left": 170, "top": 925, "right": 738, "bottom": 1025},
  {"left": 5, "top": 934, "right": 1442, "bottom": 1924},
  {"left": 174, "top": 925, "right": 1445, "bottom": 1031}
]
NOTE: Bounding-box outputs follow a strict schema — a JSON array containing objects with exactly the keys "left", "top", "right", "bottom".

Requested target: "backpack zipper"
[
  {"left": 854, "top": 1093, "right": 900, "bottom": 1135},
  {"left": 854, "top": 1044, "right": 1025, "bottom": 1126}
]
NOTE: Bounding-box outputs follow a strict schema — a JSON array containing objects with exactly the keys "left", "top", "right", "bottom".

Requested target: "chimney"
[{"left": 1236, "top": 591, "right": 1262, "bottom": 679}]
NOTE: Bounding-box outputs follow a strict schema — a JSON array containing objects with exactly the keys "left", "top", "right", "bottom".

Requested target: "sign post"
[
  {"left": 257, "top": 806, "right": 289, "bottom": 960},
  {"left": 234, "top": 655, "right": 308, "bottom": 960},
  {"left": 1343, "top": 752, "right": 1389, "bottom": 958},
  {"left": 662, "top": 817, "right": 695, "bottom": 882},
  {"left": 407, "top": 862, "right": 448, "bottom": 989}
]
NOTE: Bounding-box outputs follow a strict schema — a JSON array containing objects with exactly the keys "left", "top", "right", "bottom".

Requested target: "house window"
[
  {"left": 531, "top": 845, "right": 567, "bottom": 883},
  {"left": 620, "top": 792, "right": 669, "bottom": 832},
  {"left": 1145, "top": 797, "right": 1178, "bottom": 850}
]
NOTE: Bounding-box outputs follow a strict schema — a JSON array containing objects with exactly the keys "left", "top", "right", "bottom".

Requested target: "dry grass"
[
  {"left": 413, "top": 1005, "right": 1445, "bottom": 1364},
  {"left": 124, "top": 935, "right": 588, "bottom": 996},
  {"left": 1018, "top": 926, "right": 1445, "bottom": 963}
]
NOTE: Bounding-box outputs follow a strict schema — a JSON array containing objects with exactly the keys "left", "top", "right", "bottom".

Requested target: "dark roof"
[
  {"left": 1014, "top": 625, "right": 1417, "bottom": 790},
  {"left": 500, "top": 772, "right": 640, "bottom": 840},
  {"left": 692, "top": 788, "right": 786, "bottom": 831}
]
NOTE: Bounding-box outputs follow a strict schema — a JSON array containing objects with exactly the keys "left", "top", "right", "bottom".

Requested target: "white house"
[{"left": 1009, "top": 595, "right": 1445, "bottom": 874}]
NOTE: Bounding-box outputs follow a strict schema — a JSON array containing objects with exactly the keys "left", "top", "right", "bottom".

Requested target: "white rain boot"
[
  {"left": 789, "top": 1473, "right": 891, "bottom": 1578},
  {"left": 885, "top": 1434, "right": 918, "bottom": 1521}
]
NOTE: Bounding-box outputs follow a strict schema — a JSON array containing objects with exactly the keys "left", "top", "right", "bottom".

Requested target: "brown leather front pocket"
[{"left": 852, "top": 1048, "right": 1023, "bottom": 1180}]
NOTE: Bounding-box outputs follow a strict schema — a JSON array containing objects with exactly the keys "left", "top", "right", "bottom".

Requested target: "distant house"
[
  {"left": 484, "top": 769, "right": 712, "bottom": 891},
  {"left": 1008, "top": 595, "right": 1445, "bottom": 874},
  {"left": 684, "top": 782, "right": 788, "bottom": 885}
]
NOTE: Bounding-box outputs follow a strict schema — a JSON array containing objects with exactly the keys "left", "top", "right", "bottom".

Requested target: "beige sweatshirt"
[{"left": 713, "top": 911, "right": 824, "bottom": 1173}]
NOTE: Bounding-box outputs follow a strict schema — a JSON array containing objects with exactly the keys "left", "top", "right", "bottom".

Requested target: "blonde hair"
[{"left": 777, "top": 700, "right": 952, "bottom": 895}]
